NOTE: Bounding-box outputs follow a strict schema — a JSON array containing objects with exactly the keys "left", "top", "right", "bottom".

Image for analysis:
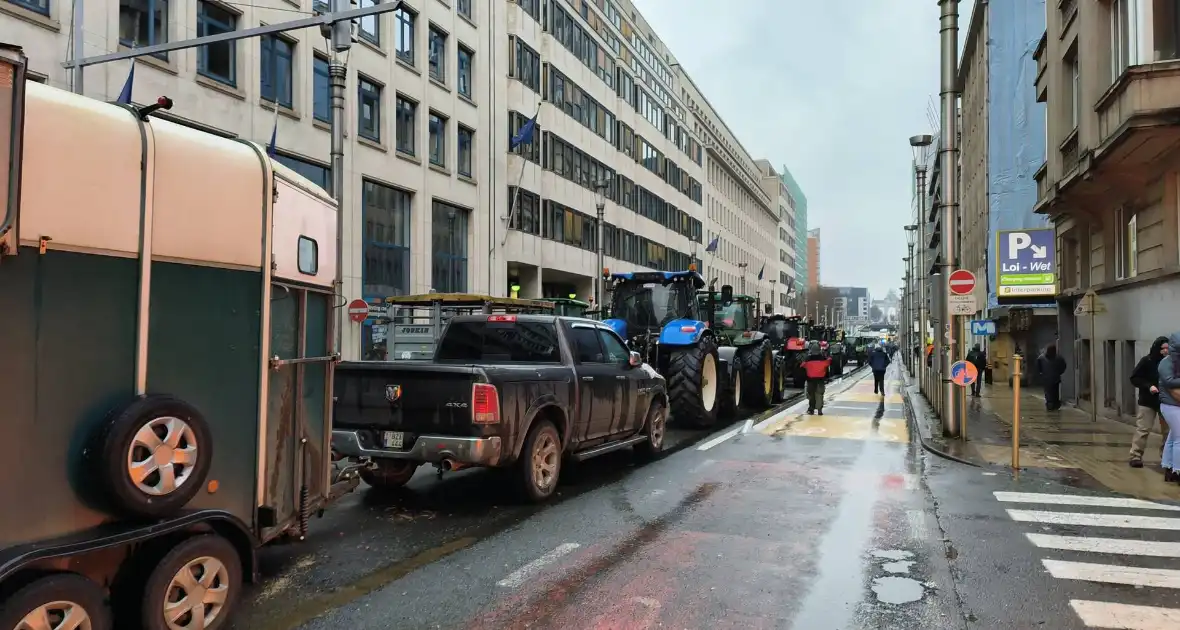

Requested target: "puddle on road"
[
  {"left": 870, "top": 549, "right": 913, "bottom": 561},
  {"left": 871, "top": 576, "right": 925, "bottom": 604}
]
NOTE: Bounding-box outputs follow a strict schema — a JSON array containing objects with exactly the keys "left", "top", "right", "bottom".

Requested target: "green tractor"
[
  {"left": 697, "top": 288, "right": 780, "bottom": 409},
  {"left": 548, "top": 296, "right": 593, "bottom": 318}
]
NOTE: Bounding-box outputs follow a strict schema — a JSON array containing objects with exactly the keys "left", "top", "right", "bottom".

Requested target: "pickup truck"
[{"left": 332, "top": 314, "right": 669, "bottom": 501}]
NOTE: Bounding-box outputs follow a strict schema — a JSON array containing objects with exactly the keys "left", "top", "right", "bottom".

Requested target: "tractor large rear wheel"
[
  {"left": 739, "top": 342, "right": 774, "bottom": 410},
  {"left": 668, "top": 336, "right": 721, "bottom": 428}
]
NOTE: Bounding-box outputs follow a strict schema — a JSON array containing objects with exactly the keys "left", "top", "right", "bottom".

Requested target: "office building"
[
  {"left": 756, "top": 159, "right": 799, "bottom": 313},
  {"left": 806, "top": 228, "right": 820, "bottom": 291}
]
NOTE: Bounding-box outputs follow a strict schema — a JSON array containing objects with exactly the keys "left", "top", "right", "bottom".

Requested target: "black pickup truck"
[{"left": 332, "top": 314, "right": 669, "bottom": 501}]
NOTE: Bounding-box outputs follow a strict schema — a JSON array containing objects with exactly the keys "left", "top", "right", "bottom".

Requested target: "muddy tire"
[
  {"left": 360, "top": 459, "right": 419, "bottom": 489},
  {"left": 141, "top": 535, "right": 242, "bottom": 630},
  {"left": 739, "top": 342, "right": 774, "bottom": 410},
  {"left": 518, "top": 420, "right": 561, "bottom": 502},
  {"left": 633, "top": 401, "right": 667, "bottom": 462},
  {"left": 0, "top": 574, "right": 112, "bottom": 630},
  {"left": 719, "top": 362, "right": 741, "bottom": 418},
  {"left": 771, "top": 355, "right": 788, "bottom": 404},
  {"left": 667, "top": 336, "right": 721, "bottom": 428}
]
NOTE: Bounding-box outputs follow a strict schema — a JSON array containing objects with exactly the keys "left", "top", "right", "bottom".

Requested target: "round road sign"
[
  {"left": 950, "top": 360, "right": 978, "bottom": 386},
  {"left": 347, "top": 299, "right": 370, "bottom": 323},
  {"left": 948, "top": 269, "right": 976, "bottom": 295}
]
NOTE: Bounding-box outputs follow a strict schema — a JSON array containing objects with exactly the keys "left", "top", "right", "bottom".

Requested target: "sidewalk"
[{"left": 901, "top": 364, "right": 1180, "bottom": 502}]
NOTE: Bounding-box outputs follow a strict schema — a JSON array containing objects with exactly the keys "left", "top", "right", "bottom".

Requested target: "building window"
[
  {"left": 358, "top": 76, "right": 382, "bottom": 142},
  {"left": 1155, "top": 0, "right": 1180, "bottom": 61},
  {"left": 457, "top": 45, "right": 473, "bottom": 98},
  {"left": 428, "top": 25, "right": 447, "bottom": 83},
  {"left": 119, "top": 0, "right": 168, "bottom": 55},
  {"left": 362, "top": 179, "right": 411, "bottom": 298},
  {"left": 395, "top": 96, "right": 417, "bottom": 156},
  {"left": 395, "top": 6, "right": 415, "bottom": 65},
  {"left": 196, "top": 2, "right": 236, "bottom": 86},
  {"left": 274, "top": 152, "right": 331, "bottom": 194},
  {"left": 508, "top": 110, "right": 541, "bottom": 164},
  {"left": 509, "top": 37, "right": 541, "bottom": 93},
  {"left": 358, "top": 0, "right": 380, "bottom": 45},
  {"left": 313, "top": 55, "right": 330, "bottom": 122},
  {"left": 507, "top": 186, "right": 541, "bottom": 235},
  {"left": 518, "top": 0, "right": 539, "bottom": 22},
  {"left": 457, "top": 126, "right": 473, "bottom": 177},
  {"left": 1066, "top": 49, "right": 1080, "bottom": 130},
  {"left": 1111, "top": 0, "right": 1133, "bottom": 79},
  {"left": 10, "top": 0, "right": 49, "bottom": 16},
  {"left": 457, "top": 0, "right": 471, "bottom": 20},
  {"left": 429, "top": 113, "right": 447, "bottom": 167},
  {"left": 432, "top": 201, "right": 469, "bottom": 293},
  {"left": 1116, "top": 207, "right": 1138, "bottom": 279},
  {"left": 260, "top": 34, "right": 294, "bottom": 108}
]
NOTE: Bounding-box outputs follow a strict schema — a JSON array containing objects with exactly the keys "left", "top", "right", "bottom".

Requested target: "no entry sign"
[
  {"left": 347, "top": 299, "right": 370, "bottom": 323},
  {"left": 948, "top": 270, "right": 976, "bottom": 295}
]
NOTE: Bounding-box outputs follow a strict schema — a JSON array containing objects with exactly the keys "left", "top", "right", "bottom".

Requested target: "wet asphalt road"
[{"left": 228, "top": 365, "right": 1180, "bottom": 629}]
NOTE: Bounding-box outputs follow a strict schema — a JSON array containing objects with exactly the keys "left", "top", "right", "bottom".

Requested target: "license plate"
[{"left": 382, "top": 431, "right": 404, "bottom": 449}]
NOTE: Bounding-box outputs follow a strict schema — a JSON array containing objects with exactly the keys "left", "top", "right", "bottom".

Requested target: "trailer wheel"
[
  {"left": 0, "top": 574, "right": 111, "bottom": 630},
  {"left": 360, "top": 460, "right": 418, "bottom": 489},
  {"left": 517, "top": 420, "right": 561, "bottom": 502},
  {"left": 667, "top": 336, "right": 721, "bottom": 428},
  {"left": 98, "top": 395, "right": 212, "bottom": 519},
  {"left": 142, "top": 535, "right": 241, "bottom": 630}
]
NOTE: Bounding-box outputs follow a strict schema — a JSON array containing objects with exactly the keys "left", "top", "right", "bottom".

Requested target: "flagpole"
[{"left": 499, "top": 101, "right": 541, "bottom": 249}]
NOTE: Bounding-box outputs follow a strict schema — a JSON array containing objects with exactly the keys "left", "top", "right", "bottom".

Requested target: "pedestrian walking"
[
  {"left": 868, "top": 340, "right": 891, "bottom": 395},
  {"left": 801, "top": 341, "right": 830, "bottom": 415},
  {"left": 1035, "top": 343, "right": 1067, "bottom": 410},
  {"left": 1156, "top": 332, "right": 1180, "bottom": 482},
  {"left": 967, "top": 344, "right": 987, "bottom": 397},
  {"left": 1129, "top": 336, "right": 1169, "bottom": 469}
]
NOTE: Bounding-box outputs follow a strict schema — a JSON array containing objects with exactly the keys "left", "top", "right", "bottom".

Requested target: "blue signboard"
[
  {"left": 970, "top": 320, "right": 997, "bottom": 336},
  {"left": 996, "top": 228, "right": 1056, "bottom": 298}
]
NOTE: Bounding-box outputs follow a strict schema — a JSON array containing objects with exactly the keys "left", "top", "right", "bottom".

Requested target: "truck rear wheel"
[
  {"left": 141, "top": 534, "right": 241, "bottom": 630},
  {"left": 518, "top": 420, "right": 561, "bottom": 502},
  {"left": 739, "top": 343, "right": 774, "bottom": 410},
  {"left": 633, "top": 401, "right": 667, "bottom": 462},
  {"left": 0, "top": 574, "right": 111, "bottom": 630},
  {"left": 360, "top": 460, "right": 419, "bottom": 489},
  {"left": 667, "top": 336, "right": 721, "bottom": 428}
]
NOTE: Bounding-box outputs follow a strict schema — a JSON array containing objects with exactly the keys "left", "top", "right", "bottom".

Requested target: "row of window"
[
  {"left": 549, "top": 1, "right": 617, "bottom": 90},
  {"left": 381, "top": 92, "right": 474, "bottom": 177},
  {"left": 362, "top": 180, "right": 471, "bottom": 297},
  {"left": 542, "top": 131, "right": 701, "bottom": 244},
  {"left": 507, "top": 186, "right": 699, "bottom": 273}
]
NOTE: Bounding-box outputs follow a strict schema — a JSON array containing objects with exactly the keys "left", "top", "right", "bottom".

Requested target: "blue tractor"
[{"left": 603, "top": 270, "right": 741, "bottom": 427}]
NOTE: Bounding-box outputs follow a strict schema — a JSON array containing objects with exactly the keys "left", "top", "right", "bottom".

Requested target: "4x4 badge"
[{"left": 385, "top": 384, "right": 402, "bottom": 403}]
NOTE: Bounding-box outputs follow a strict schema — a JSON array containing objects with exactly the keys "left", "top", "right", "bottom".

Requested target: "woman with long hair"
[{"left": 1155, "top": 332, "right": 1180, "bottom": 481}]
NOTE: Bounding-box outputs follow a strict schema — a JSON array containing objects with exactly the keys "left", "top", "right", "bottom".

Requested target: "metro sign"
[{"left": 948, "top": 270, "right": 976, "bottom": 295}]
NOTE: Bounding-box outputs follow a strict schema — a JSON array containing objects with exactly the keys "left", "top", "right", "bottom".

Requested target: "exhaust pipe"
[{"left": 439, "top": 458, "right": 469, "bottom": 472}]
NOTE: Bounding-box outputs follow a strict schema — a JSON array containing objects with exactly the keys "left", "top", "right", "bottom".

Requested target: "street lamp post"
[
  {"left": 904, "top": 224, "right": 917, "bottom": 372},
  {"left": 593, "top": 178, "right": 608, "bottom": 309},
  {"left": 910, "top": 134, "right": 933, "bottom": 399},
  {"left": 937, "top": 0, "right": 962, "bottom": 437},
  {"left": 738, "top": 262, "right": 749, "bottom": 294}
]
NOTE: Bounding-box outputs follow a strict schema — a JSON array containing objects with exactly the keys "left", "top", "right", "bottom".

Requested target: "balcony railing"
[{"left": 1060, "top": 130, "right": 1080, "bottom": 174}]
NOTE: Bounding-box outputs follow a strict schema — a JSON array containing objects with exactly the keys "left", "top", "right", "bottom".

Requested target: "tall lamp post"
[
  {"left": 738, "top": 262, "right": 749, "bottom": 294},
  {"left": 593, "top": 178, "right": 609, "bottom": 308},
  {"left": 904, "top": 224, "right": 917, "bottom": 371},
  {"left": 909, "top": 134, "right": 934, "bottom": 397}
]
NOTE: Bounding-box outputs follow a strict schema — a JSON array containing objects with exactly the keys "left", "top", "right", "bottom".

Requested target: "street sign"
[
  {"left": 949, "top": 294, "right": 977, "bottom": 315},
  {"left": 997, "top": 228, "right": 1056, "bottom": 297},
  {"left": 1074, "top": 289, "right": 1106, "bottom": 315},
  {"left": 950, "top": 360, "right": 979, "bottom": 386},
  {"left": 970, "top": 320, "right": 997, "bottom": 335},
  {"left": 948, "top": 269, "right": 976, "bottom": 295},
  {"left": 347, "top": 298, "right": 370, "bottom": 323}
]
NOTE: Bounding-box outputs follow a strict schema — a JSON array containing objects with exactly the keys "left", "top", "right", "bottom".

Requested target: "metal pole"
[
  {"left": 1090, "top": 308, "right": 1097, "bottom": 422},
  {"left": 72, "top": 0, "right": 83, "bottom": 93},
  {"left": 916, "top": 166, "right": 928, "bottom": 395},
  {"left": 595, "top": 200, "right": 605, "bottom": 308},
  {"left": 1012, "top": 353, "right": 1022, "bottom": 470},
  {"left": 939, "top": 0, "right": 961, "bottom": 437},
  {"left": 329, "top": 59, "right": 346, "bottom": 356}
]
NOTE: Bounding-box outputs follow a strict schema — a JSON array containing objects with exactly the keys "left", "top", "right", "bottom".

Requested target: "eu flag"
[
  {"left": 116, "top": 63, "right": 135, "bottom": 105},
  {"left": 510, "top": 114, "right": 538, "bottom": 150},
  {"left": 705, "top": 236, "right": 719, "bottom": 253}
]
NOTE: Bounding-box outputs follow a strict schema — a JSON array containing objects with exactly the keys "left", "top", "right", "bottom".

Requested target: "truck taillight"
[
  {"left": 787, "top": 338, "right": 805, "bottom": 350},
  {"left": 472, "top": 383, "right": 500, "bottom": 424},
  {"left": 488, "top": 315, "right": 516, "bottom": 323}
]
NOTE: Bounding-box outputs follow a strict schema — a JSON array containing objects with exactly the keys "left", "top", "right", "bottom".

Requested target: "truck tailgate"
[{"left": 334, "top": 361, "right": 483, "bottom": 437}]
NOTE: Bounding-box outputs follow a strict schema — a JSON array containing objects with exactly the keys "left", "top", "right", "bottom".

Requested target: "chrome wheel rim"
[
  {"left": 163, "top": 555, "right": 230, "bottom": 629},
  {"left": 128, "top": 416, "right": 198, "bottom": 496},
  {"left": 649, "top": 410, "right": 665, "bottom": 448},
  {"left": 531, "top": 432, "right": 559, "bottom": 491},
  {"left": 16, "top": 601, "right": 93, "bottom": 630}
]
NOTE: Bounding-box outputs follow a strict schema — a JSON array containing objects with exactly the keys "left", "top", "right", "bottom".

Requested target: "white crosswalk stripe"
[{"left": 994, "top": 490, "right": 1180, "bottom": 629}]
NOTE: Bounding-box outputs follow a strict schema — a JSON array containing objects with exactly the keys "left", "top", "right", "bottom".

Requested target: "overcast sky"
[{"left": 637, "top": 0, "right": 976, "bottom": 300}]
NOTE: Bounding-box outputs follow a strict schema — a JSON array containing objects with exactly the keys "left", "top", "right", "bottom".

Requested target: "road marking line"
[
  {"left": 697, "top": 425, "right": 745, "bottom": 451},
  {"left": 496, "top": 543, "right": 581, "bottom": 588},
  {"left": 994, "top": 491, "right": 1180, "bottom": 511},
  {"left": 1070, "top": 600, "right": 1180, "bottom": 629},
  {"left": 741, "top": 418, "right": 753, "bottom": 434},
  {"left": 1007, "top": 509, "right": 1180, "bottom": 530},
  {"left": 752, "top": 398, "right": 810, "bottom": 432},
  {"left": 1027, "top": 534, "right": 1180, "bottom": 558},
  {"left": 907, "top": 510, "right": 926, "bottom": 541},
  {"left": 1044, "top": 559, "right": 1180, "bottom": 589}
]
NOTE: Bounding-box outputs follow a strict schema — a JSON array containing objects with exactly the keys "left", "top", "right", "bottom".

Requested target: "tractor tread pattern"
[
  {"left": 667, "top": 336, "right": 720, "bottom": 428},
  {"left": 737, "top": 342, "right": 773, "bottom": 409}
]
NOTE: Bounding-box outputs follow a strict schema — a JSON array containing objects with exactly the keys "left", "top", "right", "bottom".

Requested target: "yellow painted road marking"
[
  {"left": 760, "top": 414, "right": 909, "bottom": 443},
  {"left": 840, "top": 393, "right": 904, "bottom": 404}
]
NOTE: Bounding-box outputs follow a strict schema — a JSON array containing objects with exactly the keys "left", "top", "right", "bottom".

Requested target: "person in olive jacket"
[{"left": 1129, "top": 336, "right": 1169, "bottom": 468}]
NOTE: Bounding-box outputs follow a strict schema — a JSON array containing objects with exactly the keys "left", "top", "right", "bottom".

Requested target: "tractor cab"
[
  {"left": 604, "top": 270, "right": 706, "bottom": 345},
  {"left": 696, "top": 290, "right": 759, "bottom": 344},
  {"left": 548, "top": 296, "right": 593, "bottom": 318}
]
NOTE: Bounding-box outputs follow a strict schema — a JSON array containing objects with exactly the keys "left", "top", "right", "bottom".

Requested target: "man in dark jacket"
[
  {"left": 966, "top": 344, "right": 987, "bottom": 397},
  {"left": 1036, "top": 343, "right": 1067, "bottom": 410},
  {"left": 1129, "top": 336, "right": 1170, "bottom": 468},
  {"left": 801, "top": 341, "right": 831, "bottom": 415},
  {"left": 868, "top": 341, "right": 891, "bottom": 395}
]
